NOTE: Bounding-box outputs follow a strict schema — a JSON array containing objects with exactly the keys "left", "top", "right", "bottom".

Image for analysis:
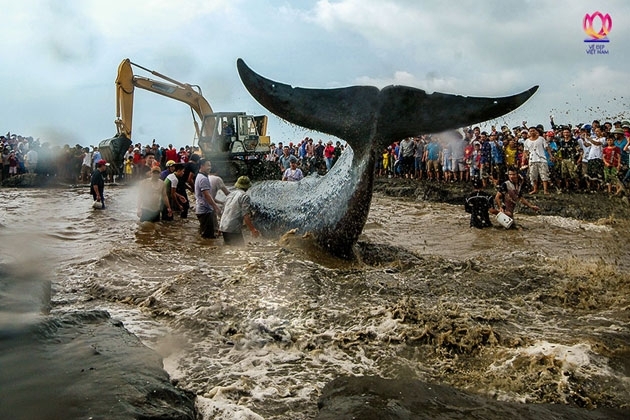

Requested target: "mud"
[
  {"left": 372, "top": 177, "right": 630, "bottom": 221},
  {"left": 316, "top": 376, "right": 629, "bottom": 420}
]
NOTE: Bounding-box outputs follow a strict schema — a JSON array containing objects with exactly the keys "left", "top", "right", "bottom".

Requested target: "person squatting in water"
[{"left": 464, "top": 167, "right": 540, "bottom": 229}]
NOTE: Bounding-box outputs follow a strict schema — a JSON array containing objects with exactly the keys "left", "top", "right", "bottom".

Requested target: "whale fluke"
[{"left": 237, "top": 59, "right": 538, "bottom": 156}]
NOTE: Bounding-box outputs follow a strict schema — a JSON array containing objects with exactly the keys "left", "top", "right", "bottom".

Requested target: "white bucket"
[{"left": 496, "top": 212, "right": 513, "bottom": 229}]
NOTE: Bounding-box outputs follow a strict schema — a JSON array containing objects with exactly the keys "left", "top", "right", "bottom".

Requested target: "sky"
[{"left": 1, "top": 0, "right": 628, "bottom": 149}]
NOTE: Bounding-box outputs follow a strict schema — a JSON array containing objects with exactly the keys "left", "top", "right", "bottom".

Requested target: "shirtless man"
[{"left": 495, "top": 168, "right": 540, "bottom": 227}]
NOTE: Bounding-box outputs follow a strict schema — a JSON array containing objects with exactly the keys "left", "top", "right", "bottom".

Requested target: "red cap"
[
  {"left": 97, "top": 159, "right": 107, "bottom": 166},
  {"left": 545, "top": 131, "right": 555, "bottom": 137}
]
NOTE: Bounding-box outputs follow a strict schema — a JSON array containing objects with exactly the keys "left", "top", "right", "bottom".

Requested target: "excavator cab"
[
  {"left": 204, "top": 113, "right": 269, "bottom": 152},
  {"left": 200, "top": 112, "right": 273, "bottom": 180}
]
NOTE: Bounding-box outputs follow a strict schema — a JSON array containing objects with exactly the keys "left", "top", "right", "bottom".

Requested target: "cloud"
[
  {"left": 1, "top": 0, "right": 629, "bottom": 147},
  {"left": 77, "top": 0, "right": 235, "bottom": 39}
]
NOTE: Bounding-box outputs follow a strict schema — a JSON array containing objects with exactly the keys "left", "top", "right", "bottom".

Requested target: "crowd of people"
[
  {"left": 378, "top": 118, "right": 630, "bottom": 196},
  {"left": 89, "top": 154, "right": 259, "bottom": 245},
  {"left": 375, "top": 118, "right": 629, "bottom": 228},
  {"left": 0, "top": 132, "right": 349, "bottom": 184},
  {"left": 264, "top": 137, "right": 346, "bottom": 178},
  {"left": 122, "top": 137, "right": 346, "bottom": 242},
  {"left": 0, "top": 133, "right": 48, "bottom": 180},
  {"left": 0, "top": 133, "right": 205, "bottom": 184}
]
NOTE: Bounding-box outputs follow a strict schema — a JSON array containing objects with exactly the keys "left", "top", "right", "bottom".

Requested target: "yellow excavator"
[{"left": 98, "top": 58, "right": 276, "bottom": 181}]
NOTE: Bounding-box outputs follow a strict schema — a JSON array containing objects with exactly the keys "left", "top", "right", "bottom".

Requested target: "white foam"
[
  {"left": 196, "top": 395, "right": 264, "bottom": 420},
  {"left": 490, "top": 340, "right": 613, "bottom": 381},
  {"left": 540, "top": 215, "right": 612, "bottom": 232},
  {"left": 522, "top": 341, "right": 592, "bottom": 368}
]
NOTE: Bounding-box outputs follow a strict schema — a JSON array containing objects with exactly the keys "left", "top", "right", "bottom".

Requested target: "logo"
[{"left": 583, "top": 11, "right": 612, "bottom": 42}]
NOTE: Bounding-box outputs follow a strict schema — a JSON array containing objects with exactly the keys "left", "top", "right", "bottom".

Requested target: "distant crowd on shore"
[
  {"left": 0, "top": 132, "right": 348, "bottom": 184},
  {"left": 4, "top": 116, "right": 629, "bottom": 196},
  {"left": 376, "top": 117, "right": 630, "bottom": 196}
]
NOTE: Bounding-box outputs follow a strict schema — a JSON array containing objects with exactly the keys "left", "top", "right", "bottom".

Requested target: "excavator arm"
[
  {"left": 114, "top": 58, "right": 215, "bottom": 147},
  {"left": 100, "top": 58, "right": 271, "bottom": 181}
]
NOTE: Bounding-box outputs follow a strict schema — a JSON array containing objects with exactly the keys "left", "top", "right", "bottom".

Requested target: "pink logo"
[{"left": 583, "top": 11, "right": 612, "bottom": 42}]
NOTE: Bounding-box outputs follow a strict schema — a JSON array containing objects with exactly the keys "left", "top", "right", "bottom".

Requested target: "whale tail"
[{"left": 237, "top": 58, "right": 538, "bottom": 154}]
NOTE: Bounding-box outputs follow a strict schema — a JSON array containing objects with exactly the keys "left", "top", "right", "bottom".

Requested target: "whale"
[{"left": 236, "top": 59, "right": 538, "bottom": 259}]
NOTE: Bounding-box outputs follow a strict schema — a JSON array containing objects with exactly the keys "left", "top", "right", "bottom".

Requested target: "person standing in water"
[
  {"left": 194, "top": 159, "right": 222, "bottom": 239},
  {"left": 137, "top": 166, "right": 172, "bottom": 222},
  {"left": 90, "top": 159, "right": 108, "bottom": 209},
  {"left": 219, "top": 176, "right": 260, "bottom": 245}
]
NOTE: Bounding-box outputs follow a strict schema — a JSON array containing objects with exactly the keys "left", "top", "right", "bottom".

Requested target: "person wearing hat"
[
  {"left": 137, "top": 166, "right": 172, "bottom": 222},
  {"left": 160, "top": 159, "right": 177, "bottom": 181},
  {"left": 282, "top": 156, "right": 304, "bottom": 182},
  {"left": 324, "top": 140, "right": 336, "bottom": 171},
  {"left": 90, "top": 159, "right": 108, "bottom": 209},
  {"left": 219, "top": 176, "right": 260, "bottom": 245},
  {"left": 464, "top": 177, "right": 498, "bottom": 229}
]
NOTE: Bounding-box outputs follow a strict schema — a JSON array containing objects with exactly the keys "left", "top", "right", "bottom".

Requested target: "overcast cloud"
[{"left": 1, "top": 0, "right": 628, "bottom": 148}]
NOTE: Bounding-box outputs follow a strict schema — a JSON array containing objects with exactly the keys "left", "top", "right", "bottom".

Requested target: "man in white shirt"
[
  {"left": 282, "top": 157, "right": 304, "bottom": 182},
  {"left": 80, "top": 147, "right": 92, "bottom": 182},
  {"left": 208, "top": 169, "right": 230, "bottom": 235},
  {"left": 24, "top": 148, "right": 38, "bottom": 174},
  {"left": 219, "top": 176, "right": 259, "bottom": 245},
  {"left": 522, "top": 127, "right": 553, "bottom": 195},
  {"left": 583, "top": 126, "right": 605, "bottom": 191}
]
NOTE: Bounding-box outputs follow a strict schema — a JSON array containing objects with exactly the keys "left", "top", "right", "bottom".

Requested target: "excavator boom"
[{"left": 115, "top": 58, "right": 215, "bottom": 144}]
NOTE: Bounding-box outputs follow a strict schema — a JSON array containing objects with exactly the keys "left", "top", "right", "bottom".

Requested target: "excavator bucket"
[{"left": 98, "top": 134, "right": 131, "bottom": 175}]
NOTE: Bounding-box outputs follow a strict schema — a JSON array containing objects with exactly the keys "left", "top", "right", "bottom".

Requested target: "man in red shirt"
[
  {"left": 324, "top": 140, "right": 335, "bottom": 171},
  {"left": 165, "top": 144, "right": 178, "bottom": 163},
  {"left": 603, "top": 134, "right": 622, "bottom": 195}
]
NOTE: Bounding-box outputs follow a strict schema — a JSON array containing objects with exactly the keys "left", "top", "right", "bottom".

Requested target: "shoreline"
[{"left": 373, "top": 176, "right": 630, "bottom": 222}]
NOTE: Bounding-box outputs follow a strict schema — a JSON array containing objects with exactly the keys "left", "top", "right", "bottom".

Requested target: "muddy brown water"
[{"left": 0, "top": 182, "right": 628, "bottom": 419}]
